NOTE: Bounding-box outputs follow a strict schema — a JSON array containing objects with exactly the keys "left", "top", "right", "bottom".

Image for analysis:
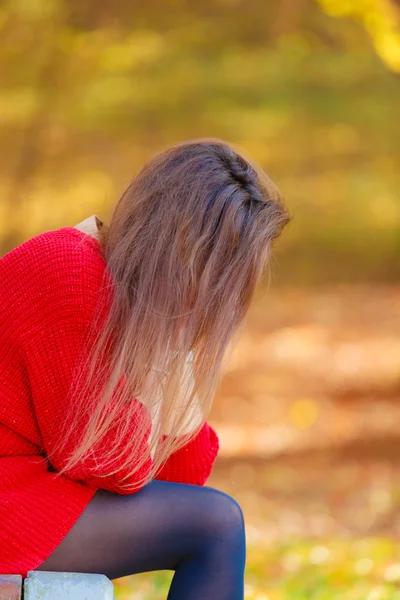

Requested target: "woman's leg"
[{"left": 36, "top": 480, "right": 246, "bottom": 600}]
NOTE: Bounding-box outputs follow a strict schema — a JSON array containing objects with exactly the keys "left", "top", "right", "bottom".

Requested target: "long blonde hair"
[{"left": 49, "top": 138, "right": 290, "bottom": 491}]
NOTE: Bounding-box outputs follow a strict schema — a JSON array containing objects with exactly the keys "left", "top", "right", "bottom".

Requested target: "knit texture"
[{"left": 0, "top": 226, "right": 219, "bottom": 577}]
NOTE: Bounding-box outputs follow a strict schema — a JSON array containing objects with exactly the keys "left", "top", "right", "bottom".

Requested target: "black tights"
[{"left": 36, "top": 480, "right": 246, "bottom": 600}]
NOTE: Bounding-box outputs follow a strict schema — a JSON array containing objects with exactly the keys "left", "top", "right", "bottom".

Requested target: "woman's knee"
[{"left": 198, "top": 486, "right": 245, "bottom": 541}]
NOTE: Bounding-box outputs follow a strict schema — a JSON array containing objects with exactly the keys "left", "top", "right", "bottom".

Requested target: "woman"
[{"left": 0, "top": 139, "right": 289, "bottom": 599}]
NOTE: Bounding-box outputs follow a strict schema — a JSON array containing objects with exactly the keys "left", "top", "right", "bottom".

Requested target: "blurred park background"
[{"left": 1, "top": 0, "right": 400, "bottom": 598}]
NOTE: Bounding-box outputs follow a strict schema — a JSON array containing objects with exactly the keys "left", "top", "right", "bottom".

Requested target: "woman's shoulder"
[
  {"left": 4, "top": 223, "right": 102, "bottom": 262},
  {"left": 1, "top": 223, "right": 105, "bottom": 277},
  {"left": 0, "top": 224, "right": 108, "bottom": 333}
]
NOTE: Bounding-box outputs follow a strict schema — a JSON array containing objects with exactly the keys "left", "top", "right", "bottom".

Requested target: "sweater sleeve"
[
  {"left": 155, "top": 421, "right": 219, "bottom": 485},
  {"left": 22, "top": 307, "right": 153, "bottom": 495},
  {"left": 6, "top": 229, "right": 153, "bottom": 495}
]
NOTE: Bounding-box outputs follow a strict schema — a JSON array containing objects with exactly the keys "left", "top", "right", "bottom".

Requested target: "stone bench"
[{"left": 0, "top": 571, "right": 115, "bottom": 599}]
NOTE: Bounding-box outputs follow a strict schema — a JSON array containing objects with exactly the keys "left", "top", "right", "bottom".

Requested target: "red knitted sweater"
[{"left": 0, "top": 226, "right": 219, "bottom": 577}]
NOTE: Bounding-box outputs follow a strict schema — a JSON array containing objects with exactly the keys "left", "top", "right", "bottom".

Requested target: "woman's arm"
[
  {"left": 23, "top": 308, "right": 153, "bottom": 495},
  {"left": 6, "top": 230, "right": 153, "bottom": 495},
  {"left": 155, "top": 421, "right": 219, "bottom": 485}
]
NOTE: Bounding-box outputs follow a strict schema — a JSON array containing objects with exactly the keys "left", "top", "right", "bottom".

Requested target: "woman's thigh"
[{"left": 36, "top": 479, "right": 245, "bottom": 581}]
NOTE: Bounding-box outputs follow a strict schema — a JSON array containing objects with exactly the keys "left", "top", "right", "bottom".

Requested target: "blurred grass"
[{"left": 113, "top": 538, "right": 400, "bottom": 599}]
